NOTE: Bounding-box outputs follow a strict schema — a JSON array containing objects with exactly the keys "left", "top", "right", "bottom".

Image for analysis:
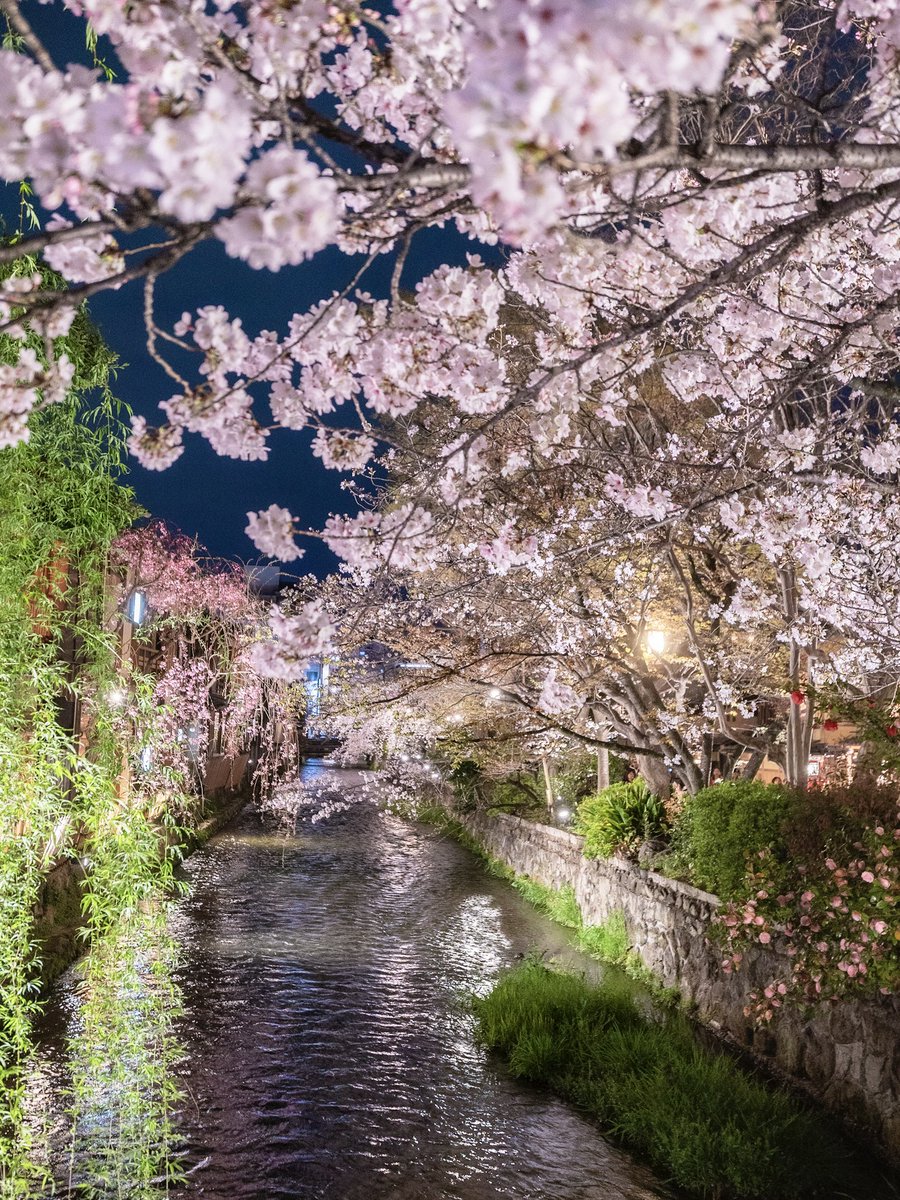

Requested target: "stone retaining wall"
[{"left": 461, "top": 808, "right": 900, "bottom": 1162}]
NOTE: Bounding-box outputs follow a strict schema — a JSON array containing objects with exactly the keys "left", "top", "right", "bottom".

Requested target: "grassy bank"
[
  {"left": 414, "top": 802, "right": 677, "bottom": 1000},
  {"left": 473, "top": 960, "right": 865, "bottom": 1200}
]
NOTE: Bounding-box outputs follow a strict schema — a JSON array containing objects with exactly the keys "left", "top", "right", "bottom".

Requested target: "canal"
[
  {"left": 31, "top": 765, "right": 671, "bottom": 1198},
  {"left": 24, "top": 768, "right": 897, "bottom": 1200}
]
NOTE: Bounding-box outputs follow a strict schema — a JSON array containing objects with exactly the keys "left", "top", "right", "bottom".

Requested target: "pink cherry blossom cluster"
[
  {"left": 111, "top": 520, "right": 250, "bottom": 619},
  {"left": 150, "top": 653, "right": 214, "bottom": 775},
  {"left": 245, "top": 504, "right": 302, "bottom": 564},
  {"left": 248, "top": 602, "right": 336, "bottom": 680},
  {"left": 445, "top": 0, "right": 755, "bottom": 238}
]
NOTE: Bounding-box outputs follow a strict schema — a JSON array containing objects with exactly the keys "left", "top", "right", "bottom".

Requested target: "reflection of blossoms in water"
[
  {"left": 259, "top": 766, "right": 442, "bottom": 829},
  {"left": 259, "top": 776, "right": 363, "bottom": 828}
]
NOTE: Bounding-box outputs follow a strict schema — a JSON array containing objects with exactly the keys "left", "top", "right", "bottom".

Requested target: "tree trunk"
[
  {"left": 540, "top": 755, "right": 555, "bottom": 818},
  {"left": 637, "top": 753, "right": 670, "bottom": 798},
  {"left": 596, "top": 747, "right": 609, "bottom": 792},
  {"left": 740, "top": 748, "right": 766, "bottom": 781}
]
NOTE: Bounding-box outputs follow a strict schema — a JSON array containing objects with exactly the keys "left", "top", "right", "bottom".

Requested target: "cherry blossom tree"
[
  {"left": 3, "top": 0, "right": 900, "bottom": 747},
  {"left": 110, "top": 520, "right": 305, "bottom": 796},
  {"left": 311, "top": 328, "right": 900, "bottom": 793}
]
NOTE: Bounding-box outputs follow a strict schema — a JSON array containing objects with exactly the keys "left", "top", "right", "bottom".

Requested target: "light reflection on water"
[{"left": 31, "top": 766, "right": 669, "bottom": 1200}]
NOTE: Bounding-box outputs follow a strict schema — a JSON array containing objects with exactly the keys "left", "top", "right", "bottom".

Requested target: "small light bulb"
[
  {"left": 647, "top": 629, "right": 666, "bottom": 655},
  {"left": 106, "top": 686, "right": 127, "bottom": 708}
]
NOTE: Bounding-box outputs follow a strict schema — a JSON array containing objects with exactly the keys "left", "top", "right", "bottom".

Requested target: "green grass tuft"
[{"left": 473, "top": 961, "right": 862, "bottom": 1200}]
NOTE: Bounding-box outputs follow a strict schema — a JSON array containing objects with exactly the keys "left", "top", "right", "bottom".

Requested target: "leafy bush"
[
  {"left": 574, "top": 780, "right": 666, "bottom": 859},
  {"left": 672, "top": 781, "right": 796, "bottom": 899},
  {"left": 669, "top": 780, "right": 899, "bottom": 1010},
  {"left": 717, "top": 791, "right": 899, "bottom": 1014},
  {"left": 474, "top": 961, "right": 855, "bottom": 1199}
]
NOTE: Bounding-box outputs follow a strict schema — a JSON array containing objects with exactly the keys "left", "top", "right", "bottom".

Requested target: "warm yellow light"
[{"left": 647, "top": 629, "right": 666, "bottom": 655}]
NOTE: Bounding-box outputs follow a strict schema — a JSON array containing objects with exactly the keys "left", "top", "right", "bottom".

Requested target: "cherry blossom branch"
[{"left": 0, "top": 0, "right": 55, "bottom": 72}]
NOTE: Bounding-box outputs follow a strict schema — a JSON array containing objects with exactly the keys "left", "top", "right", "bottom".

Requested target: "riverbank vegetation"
[
  {"left": 473, "top": 960, "right": 873, "bottom": 1200},
  {"left": 410, "top": 801, "right": 678, "bottom": 1001},
  {"left": 0, "top": 260, "right": 302, "bottom": 1193},
  {"left": 566, "top": 774, "right": 899, "bottom": 1014}
]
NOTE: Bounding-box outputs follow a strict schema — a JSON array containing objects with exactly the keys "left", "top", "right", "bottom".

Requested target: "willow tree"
[{"left": 0, "top": 258, "right": 141, "bottom": 1189}]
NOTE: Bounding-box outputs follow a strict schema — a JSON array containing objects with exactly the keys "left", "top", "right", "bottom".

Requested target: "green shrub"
[
  {"left": 473, "top": 961, "right": 857, "bottom": 1200},
  {"left": 672, "top": 781, "right": 796, "bottom": 899},
  {"left": 574, "top": 780, "right": 666, "bottom": 859}
]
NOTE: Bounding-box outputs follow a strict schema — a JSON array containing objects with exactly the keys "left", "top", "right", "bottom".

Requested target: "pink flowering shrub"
[{"left": 716, "top": 789, "right": 899, "bottom": 1021}]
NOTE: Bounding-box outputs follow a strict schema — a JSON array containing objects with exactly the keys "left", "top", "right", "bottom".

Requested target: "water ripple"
[{"left": 163, "top": 768, "right": 668, "bottom": 1200}]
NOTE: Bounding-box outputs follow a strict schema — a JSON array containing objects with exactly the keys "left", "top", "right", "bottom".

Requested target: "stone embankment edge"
[
  {"left": 32, "top": 786, "right": 252, "bottom": 986},
  {"left": 454, "top": 805, "right": 900, "bottom": 1165}
]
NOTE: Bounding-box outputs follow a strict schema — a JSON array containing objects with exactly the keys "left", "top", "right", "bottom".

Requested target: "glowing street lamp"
[
  {"left": 647, "top": 629, "right": 666, "bottom": 656},
  {"left": 124, "top": 586, "right": 149, "bottom": 626}
]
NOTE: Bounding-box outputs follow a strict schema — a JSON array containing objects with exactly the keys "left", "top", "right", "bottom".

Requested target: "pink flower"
[
  {"left": 861, "top": 870, "right": 875, "bottom": 883},
  {"left": 758, "top": 931, "right": 771, "bottom": 944}
]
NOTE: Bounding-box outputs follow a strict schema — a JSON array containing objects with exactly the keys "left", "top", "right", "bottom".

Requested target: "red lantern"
[
  {"left": 823, "top": 718, "right": 839, "bottom": 732},
  {"left": 790, "top": 690, "right": 805, "bottom": 705}
]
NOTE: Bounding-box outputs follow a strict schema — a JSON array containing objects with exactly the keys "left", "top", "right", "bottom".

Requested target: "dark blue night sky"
[{"left": 7, "top": 3, "right": 499, "bottom": 575}]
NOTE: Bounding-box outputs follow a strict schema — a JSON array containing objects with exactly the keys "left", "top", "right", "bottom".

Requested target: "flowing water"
[{"left": 31, "top": 765, "right": 673, "bottom": 1199}]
